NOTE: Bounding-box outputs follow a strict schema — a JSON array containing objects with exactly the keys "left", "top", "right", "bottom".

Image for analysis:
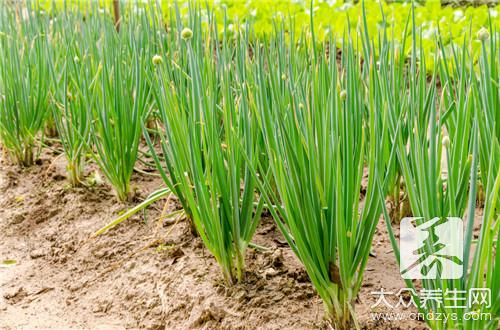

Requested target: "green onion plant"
[
  {"left": 90, "top": 11, "right": 150, "bottom": 202},
  {"left": 146, "top": 7, "right": 264, "bottom": 284},
  {"left": 380, "top": 8, "right": 499, "bottom": 330},
  {"left": 246, "top": 17, "right": 391, "bottom": 328},
  {"left": 48, "top": 8, "right": 97, "bottom": 186},
  {"left": 0, "top": 3, "right": 50, "bottom": 166}
]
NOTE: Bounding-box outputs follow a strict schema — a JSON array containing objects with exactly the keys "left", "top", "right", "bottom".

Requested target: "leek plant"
[
  {"left": 0, "top": 4, "right": 50, "bottom": 166},
  {"left": 146, "top": 8, "right": 264, "bottom": 284},
  {"left": 246, "top": 19, "right": 390, "bottom": 327}
]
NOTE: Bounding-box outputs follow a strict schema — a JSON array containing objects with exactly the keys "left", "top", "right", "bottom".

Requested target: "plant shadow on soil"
[{"left": 0, "top": 145, "right": 428, "bottom": 329}]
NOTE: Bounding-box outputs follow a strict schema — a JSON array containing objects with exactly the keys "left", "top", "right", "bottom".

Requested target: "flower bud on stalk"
[
  {"left": 181, "top": 27, "right": 193, "bottom": 40},
  {"left": 442, "top": 136, "right": 451, "bottom": 148},
  {"left": 152, "top": 54, "right": 163, "bottom": 65},
  {"left": 340, "top": 90, "right": 347, "bottom": 101},
  {"left": 477, "top": 27, "right": 490, "bottom": 42}
]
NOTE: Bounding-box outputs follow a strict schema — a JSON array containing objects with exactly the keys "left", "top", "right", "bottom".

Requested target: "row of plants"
[
  {"left": 0, "top": 1, "right": 498, "bottom": 329},
  {"left": 34, "top": 0, "right": 500, "bottom": 72}
]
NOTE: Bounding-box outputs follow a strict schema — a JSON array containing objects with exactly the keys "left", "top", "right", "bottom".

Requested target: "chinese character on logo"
[
  {"left": 468, "top": 288, "right": 491, "bottom": 308},
  {"left": 400, "top": 217, "right": 463, "bottom": 279},
  {"left": 419, "top": 289, "right": 443, "bottom": 308},
  {"left": 370, "top": 288, "right": 394, "bottom": 309},
  {"left": 395, "top": 288, "right": 418, "bottom": 309},
  {"left": 443, "top": 289, "right": 467, "bottom": 309}
]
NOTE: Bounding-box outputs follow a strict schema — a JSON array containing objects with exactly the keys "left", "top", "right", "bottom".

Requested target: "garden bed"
[
  {"left": 0, "top": 1, "right": 498, "bottom": 329},
  {"left": 0, "top": 147, "right": 428, "bottom": 330}
]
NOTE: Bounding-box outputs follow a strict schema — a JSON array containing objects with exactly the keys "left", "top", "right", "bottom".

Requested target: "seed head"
[
  {"left": 477, "top": 27, "right": 490, "bottom": 42},
  {"left": 152, "top": 54, "right": 163, "bottom": 65},
  {"left": 181, "top": 27, "right": 193, "bottom": 40},
  {"left": 74, "top": 56, "right": 80, "bottom": 63}
]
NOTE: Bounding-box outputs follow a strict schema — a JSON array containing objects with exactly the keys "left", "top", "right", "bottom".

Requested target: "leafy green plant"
[
  {"left": 48, "top": 9, "right": 95, "bottom": 186},
  {"left": 90, "top": 17, "right": 150, "bottom": 202},
  {"left": 242, "top": 16, "right": 391, "bottom": 327},
  {"left": 0, "top": 5, "right": 50, "bottom": 166},
  {"left": 145, "top": 8, "right": 264, "bottom": 284},
  {"left": 475, "top": 26, "right": 500, "bottom": 212},
  {"left": 468, "top": 25, "right": 500, "bottom": 329},
  {"left": 380, "top": 9, "right": 499, "bottom": 329}
]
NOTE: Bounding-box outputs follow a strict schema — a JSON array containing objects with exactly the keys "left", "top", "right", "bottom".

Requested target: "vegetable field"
[{"left": 0, "top": 1, "right": 498, "bottom": 329}]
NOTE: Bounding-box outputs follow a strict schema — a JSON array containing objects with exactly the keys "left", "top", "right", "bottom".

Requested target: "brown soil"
[{"left": 0, "top": 147, "right": 427, "bottom": 330}]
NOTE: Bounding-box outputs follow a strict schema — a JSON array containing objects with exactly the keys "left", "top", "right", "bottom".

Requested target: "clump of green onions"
[
  {"left": 245, "top": 17, "right": 391, "bottom": 327},
  {"left": 4, "top": 3, "right": 496, "bottom": 329},
  {"left": 380, "top": 9, "right": 499, "bottom": 329},
  {"left": 90, "top": 16, "right": 150, "bottom": 202},
  {"left": 0, "top": 5, "right": 50, "bottom": 166},
  {"left": 146, "top": 9, "right": 264, "bottom": 284},
  {"left": 48, "top": 8, "right": 97, "bottom": 186}
]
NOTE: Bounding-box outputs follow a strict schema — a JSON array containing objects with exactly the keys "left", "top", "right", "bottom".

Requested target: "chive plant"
[
  {"left": 0, "top": 4, "right": 50, "bottom": 166},
  {"left": 147, "top": 8, "right": 264, "bottom": 284}
]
